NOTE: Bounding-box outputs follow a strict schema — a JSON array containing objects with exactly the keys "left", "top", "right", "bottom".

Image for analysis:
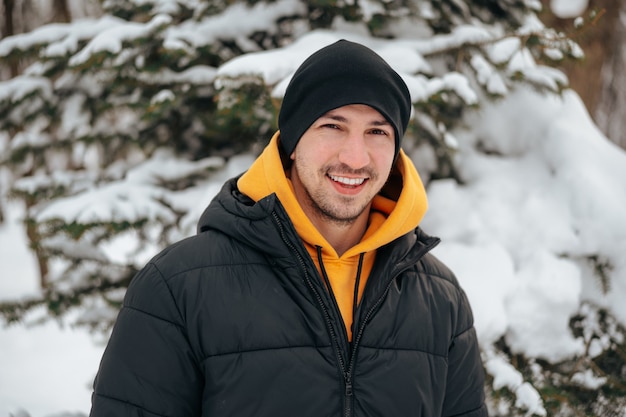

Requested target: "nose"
[{"left": 337, "top": 133, "right": 370, "bottom": 169}]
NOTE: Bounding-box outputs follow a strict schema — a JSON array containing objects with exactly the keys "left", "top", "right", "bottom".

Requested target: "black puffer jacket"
[{"left": 90, "top": 178, "right": 487, "bottom": 417}]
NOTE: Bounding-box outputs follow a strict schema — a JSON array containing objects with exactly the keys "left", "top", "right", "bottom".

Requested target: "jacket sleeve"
[
  {"left": 442, "top": 288, "right": 489, "bottom": 417},
  {"left": 89, "top": 262, "right": 203, "bottom": 417}
]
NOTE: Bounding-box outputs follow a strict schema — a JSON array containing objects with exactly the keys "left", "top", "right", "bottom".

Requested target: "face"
[{"left": 289, "top": 104, "right": 396, "bottom": 227}]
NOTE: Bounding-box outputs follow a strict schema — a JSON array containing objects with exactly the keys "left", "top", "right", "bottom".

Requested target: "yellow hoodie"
[{"left": 238, "top": 132, "right": 428, "bottom": 340}]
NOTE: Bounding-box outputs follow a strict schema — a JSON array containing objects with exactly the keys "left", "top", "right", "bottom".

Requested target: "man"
[{"left": 90, "top": 40, "right": 488, "bottom": 417}]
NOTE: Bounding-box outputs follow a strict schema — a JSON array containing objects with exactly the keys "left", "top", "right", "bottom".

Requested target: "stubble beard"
[
  {"left": 305, "top": 188, "right": 367, "bottom": 227},
  {"left": 305, "top": 164, "right": 380, "bottom": 227}
]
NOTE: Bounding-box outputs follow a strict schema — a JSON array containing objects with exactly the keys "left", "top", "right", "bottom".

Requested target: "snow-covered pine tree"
[
  {"left": 1, "top": 0, "right": 624, "bottom": 416},
  {"left": 0, "top": 0, "right": 291, "bottom": 329}
]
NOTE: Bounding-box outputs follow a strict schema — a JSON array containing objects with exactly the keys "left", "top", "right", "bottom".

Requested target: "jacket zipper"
[
  {"left": 345, "top": 237, "right": 441, "bottom": 415},
  {"left": 271, "top": 212, "right": 350, "bottom": 412},
  {"left": 273, "top": 212, "right": 439, "bottom": 417},
  {"left": 316, "top": 246, "right": 361, "bottom": 417}
]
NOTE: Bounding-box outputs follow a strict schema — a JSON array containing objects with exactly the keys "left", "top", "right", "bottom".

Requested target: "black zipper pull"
[
  {"left": 345, "top": 371, "right": 353, "bottom": 396},
  {"left": 344, "top": 371, "right": 353, "bottom": 417}
]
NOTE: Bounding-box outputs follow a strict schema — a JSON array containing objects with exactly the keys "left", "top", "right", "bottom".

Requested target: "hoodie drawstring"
[
  {"left": 316, "top": 246, "right": 365, "bottom": 341},
  {"left": 352, "top": 253, "right": 365, "bottom": 332}
]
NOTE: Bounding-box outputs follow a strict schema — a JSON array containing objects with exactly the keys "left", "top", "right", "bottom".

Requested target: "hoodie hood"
[
  {"left": 237, "top": 131, "right": 428, "bottom": 259},
  {"left": 232, "top": 130, "right": 429, "bottom": 341}
]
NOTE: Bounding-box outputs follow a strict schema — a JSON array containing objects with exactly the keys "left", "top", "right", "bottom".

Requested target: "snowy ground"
[{"left": 0, "top": 202, "right": 104, "bottom": 417}]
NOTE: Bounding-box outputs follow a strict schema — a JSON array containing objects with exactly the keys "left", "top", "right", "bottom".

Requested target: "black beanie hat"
[{"left": 278, "top": 39, "right": 412, "bottom": 160}]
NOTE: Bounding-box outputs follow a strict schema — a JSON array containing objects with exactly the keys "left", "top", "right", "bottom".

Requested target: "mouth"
[{"left": 328, "top": 174, "right": 368, "bottom": 188}]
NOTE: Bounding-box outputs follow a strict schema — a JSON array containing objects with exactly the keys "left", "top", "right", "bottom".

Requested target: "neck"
[{"left": 309, "top": 209, "right": 370, "bottom": 257}]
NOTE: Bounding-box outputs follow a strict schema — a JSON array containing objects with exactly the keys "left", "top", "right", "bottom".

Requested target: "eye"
[
  {"left": 370, "top": 128, "right": 390, "bottom": 136},
  {"left": 321, "top": 123, "right": 340, "bottom": 130}
]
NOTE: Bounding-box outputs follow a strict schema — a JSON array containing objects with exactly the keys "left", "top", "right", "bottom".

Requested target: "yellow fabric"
[{"left": 238, "top": 132, "right": 428, "bottom": 340}]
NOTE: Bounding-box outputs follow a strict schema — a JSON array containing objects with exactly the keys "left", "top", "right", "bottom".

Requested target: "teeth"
[{"left": 329, "top": 175, "right": 366, "bottom": 186}]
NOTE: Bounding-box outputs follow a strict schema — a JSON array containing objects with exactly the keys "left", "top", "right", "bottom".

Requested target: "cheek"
[
  {"left": 293, "top": 150, "right": 319, "bottom": 180},
  {"left": 296, "top": 142, "right": 333, "bottom": 166},
  {"left": 371, "top": 144, "right": 395, "bottom": 170}
]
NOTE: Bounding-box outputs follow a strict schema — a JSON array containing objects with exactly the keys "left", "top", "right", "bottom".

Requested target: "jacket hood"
[{"left": 236, "top": 131, "right": 429, "bottom": 259}]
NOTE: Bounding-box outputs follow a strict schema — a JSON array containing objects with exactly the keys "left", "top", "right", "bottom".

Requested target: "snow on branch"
[
  {"left": 68, "top": 14, "right": 172, "bottom": 67},
  {"left": 35, "top": 152, "right": 223, "bottom": 225}
]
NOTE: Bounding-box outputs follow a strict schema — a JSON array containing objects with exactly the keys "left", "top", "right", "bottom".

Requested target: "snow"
[
  {"left": 425, "top": 87, "right": 626, "bottom": 367},
  {"left": 550, "top": 0, "right": 589, "bottom": 19},
  {"left": 166, "top": 0, "right": 306, "bottom": 49},
  {"left": 571, "top": 369, "right": 607, "bottom": 390},
  {"left": 33, "top": 151, "right": 224, "bottom": 225},
  {"left": 69, "top": 14, "right": 172, "bottom": 67},
  {"left": 0, "top": 203, "right": 106, "bottom": 417},
  {"left": 1, "top": 6, "right": 626, "bottom": 417},
  {"left": 0, "top": 77, "right": 52, "bottom": 104},
  {"left": 471, "top": 54, "right": 509, "bottom": 95}
]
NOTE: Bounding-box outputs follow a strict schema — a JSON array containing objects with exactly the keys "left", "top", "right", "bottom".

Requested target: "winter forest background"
[{"left": 1, "top": 0, "right": 626, "bottom": 416}]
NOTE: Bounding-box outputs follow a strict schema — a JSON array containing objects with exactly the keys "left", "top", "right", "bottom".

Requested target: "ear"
[{"left": 290, "top": 151, "right": 296, "bottom": 160}]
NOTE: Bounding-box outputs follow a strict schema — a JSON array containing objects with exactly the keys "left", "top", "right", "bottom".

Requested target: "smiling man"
[{"left": 90, "top": 40, "right": 488, "bottom": 417}]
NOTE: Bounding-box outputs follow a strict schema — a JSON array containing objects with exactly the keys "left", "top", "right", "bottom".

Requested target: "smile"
[{"left": 328, "top": 174, "right": 367, "bottom": 186}]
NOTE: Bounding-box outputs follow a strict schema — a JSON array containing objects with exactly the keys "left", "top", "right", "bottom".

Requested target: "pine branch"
[{"left": 0, "top": 270, "right": 136, "bottom": 327}]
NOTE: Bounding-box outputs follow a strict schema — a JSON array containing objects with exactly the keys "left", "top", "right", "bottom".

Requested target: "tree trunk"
[
  {"left": 2, "top": 0, "right": 19, "bottom": 77},
  {"left": 51, "top": 0, "right": 71, "bottom": 23},
  {"left": 539, "top": 0, "right": 626, "bottom": 150},
  {"left": 2, "top": 0, "right": 14, "bottom": 36},
  {"left": 26, "top": 219, "right": 50, "bottom": 289},
  {"left": 594, "top": 0, "right": 626, "bottom": 149}
]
